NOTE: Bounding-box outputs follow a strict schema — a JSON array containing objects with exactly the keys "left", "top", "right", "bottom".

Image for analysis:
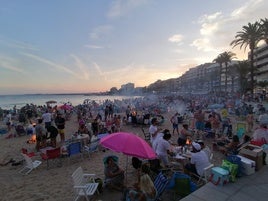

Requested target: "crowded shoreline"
[{"left": 0, "top": 93, "right": 267, "bottom": 201}]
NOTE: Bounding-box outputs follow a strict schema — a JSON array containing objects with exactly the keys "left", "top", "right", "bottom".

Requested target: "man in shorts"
[{"left": 55, "top": 113, "right": 66, "bottom": 142}]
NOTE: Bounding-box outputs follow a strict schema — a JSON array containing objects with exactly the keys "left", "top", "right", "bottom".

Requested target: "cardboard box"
[
  {"left": 239, "top": 144, "right": 263, "bottom": 171},
  {"left": 237, "top": 155, "right": 255, "bottom": 175}
]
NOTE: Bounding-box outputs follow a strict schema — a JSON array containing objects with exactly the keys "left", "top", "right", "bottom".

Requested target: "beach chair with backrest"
[
  {"left": 19, "top": 153, "right": 42, "bottom": 175},
  {"left": 68, "top": 141, "right": 83, "bottom": 163},
  {"left": 190, "top": 164, "right": 214, "bottom": 186},
  {"left": 40, "top": 147, "right": 62, "bottom": 169},
  {"left": 141, "top": 127, "right": 151, "bottom": 143},
  {"left": 71, "top": 166, "right": 99, "bottom": 201},
  {"left": 83, "top": 139, "right": 100, "bottom": 159},
  {"left": 153, "top": 171, "right": 169, "bottom": 201}
]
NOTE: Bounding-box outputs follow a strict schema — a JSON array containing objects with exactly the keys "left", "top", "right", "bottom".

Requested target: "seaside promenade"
[{"left": 181, "top": 165, "right": 268, "bottom": 201}]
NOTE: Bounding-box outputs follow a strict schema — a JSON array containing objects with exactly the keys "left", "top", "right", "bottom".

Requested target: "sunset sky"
[{"left": 0, "top": 0, "right": 267, "bottom": 95}]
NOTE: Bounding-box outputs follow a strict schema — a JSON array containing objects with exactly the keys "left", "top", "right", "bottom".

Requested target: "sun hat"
[{"left": 192, "top": 142, "right": 201, "bottom": 151}]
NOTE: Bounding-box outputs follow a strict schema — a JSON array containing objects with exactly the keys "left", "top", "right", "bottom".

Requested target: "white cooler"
[{"left": 237, "top": 155, "right": 256, "bottom": 175}]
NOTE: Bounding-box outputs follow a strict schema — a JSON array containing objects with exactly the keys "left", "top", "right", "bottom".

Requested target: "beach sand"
[{"left": 0, "top": 111, "right": 227, "bottom": 201}]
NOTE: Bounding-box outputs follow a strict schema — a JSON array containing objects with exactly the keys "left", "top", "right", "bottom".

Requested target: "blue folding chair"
[
  {"left": 153, "top": 172, "right": 169, "bottom": 201},
  {"left": 68, "top": 142, "right": 82, "bottom": 163}
]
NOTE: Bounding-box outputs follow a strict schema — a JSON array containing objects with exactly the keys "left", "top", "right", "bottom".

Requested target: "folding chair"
[
  {"left": 68, "top": 142, "right": 83, "bottom": 163},
  {"left": 83, "top": 139, "right": 100, "bottom": 159},
  {"left": 153, "top": 171, "right": 169, "bottom": 201},
  {"left": 40, "top": 147, "right": 62, "bottom": 169},
  {"left": 19, "top": 153, "right": 42, "bottom": 175},
  {"left": 141, "top": 128, "right": 151, "bottom": 143}
]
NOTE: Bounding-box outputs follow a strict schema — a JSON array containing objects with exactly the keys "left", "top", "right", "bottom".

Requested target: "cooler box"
[
  {"left": 237, "top": 155, "right": 256, "bottom": 175},
  {"left": 239, "top": 144, "right": 263, "bottom": 171},
  {"left": 210, "top": 167, "right": 229, "bottom": 186}
]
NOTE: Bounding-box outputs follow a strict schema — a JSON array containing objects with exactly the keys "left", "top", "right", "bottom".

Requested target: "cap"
[{"left": 192, "top": 142, "right": 201, "bottom": 151}]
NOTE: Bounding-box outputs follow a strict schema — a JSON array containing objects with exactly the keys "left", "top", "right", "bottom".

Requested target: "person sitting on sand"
[
  {"left": 104, "top": 156, "right": 125, "bottom": 191},
  {"left": 218, "top": 135, "right": 240, "bottom": 155},
  {"left": 126, "top": 174, "right": 157, "bottom": 201}
]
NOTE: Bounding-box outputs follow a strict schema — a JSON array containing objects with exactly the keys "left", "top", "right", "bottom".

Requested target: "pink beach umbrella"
[
  {"left": 58, "top": 104, "right": 73, "bottom": 110},
  {"left": 100, "top": 132, "right": 156, "bottom": 159},
  {"left": 100, "top": 132, "right": 157, "bottom": 183}
]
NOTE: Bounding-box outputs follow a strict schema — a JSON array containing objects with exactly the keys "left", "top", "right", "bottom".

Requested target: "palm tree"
[
  {"left": 230, "top": 21, "right": 263, "bottom": 96},
  {"left": 257, "top": 80, "right": 268, "bottom": 89},
  {"left": 219, "top": 51, "right": 236, "bottom": 93},
  {"left": 260, "top": 18, "right": 268, "bottom": 44},
  {"left": 213, "top": 54, "right": 225, "bottom": 92},
  {"left": 232, "top": 60, "right": 250, "bottom": 94}
]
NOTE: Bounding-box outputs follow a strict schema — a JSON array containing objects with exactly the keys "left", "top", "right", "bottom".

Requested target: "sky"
[{"left": 0, "top": 0, "right": 267, "bottom": 95}]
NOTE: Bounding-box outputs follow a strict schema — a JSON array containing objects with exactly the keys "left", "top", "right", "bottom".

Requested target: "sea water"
[{"left": 0, "top": 94, "right": 141, "bottom": 110}]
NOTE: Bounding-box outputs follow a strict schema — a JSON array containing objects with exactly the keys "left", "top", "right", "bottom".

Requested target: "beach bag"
[
  {"left": 95, "top": 178, "right": 103, "bottom": 193},
  {"left": 221, "top": 159, "right": 238, "bottom": 182},
  {"left": 226, "top": 155, "right": 242, "bottom": 177},
  {"left": 209, "top": 167, "right": 229, "bottom": 186}
]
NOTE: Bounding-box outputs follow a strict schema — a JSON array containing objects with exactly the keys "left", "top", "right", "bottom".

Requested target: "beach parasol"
[
  {"left": 100, "top": 132, "right": 156, "bottom": 159},
  {"left": 58, "top": 104, "right": 73, "bottom": 110},
  {"left": 100, "top": 132, "right": 157, "bottom": 182},
  {"left": 46, "top": 100, "right": 57, "bottom": 105}
]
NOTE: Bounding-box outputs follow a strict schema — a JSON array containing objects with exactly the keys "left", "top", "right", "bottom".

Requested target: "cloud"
[
  {"left": 107, "top": 0, "right": 149, "bottom": 18},
  {"left": 191, "top": 0, "right": 268, "bottom": 58},
  {"left": 84, "top": 44, "right": 104, "bottom": 49},
  {"left": 231, "top": 0, "right": 264, "bottom": 21},
  {"left": 20, "top": 52, "right": 84, "bottom": 79},
  {"left": 0, "top": 38, "right": 38, "bottom": 51},
  {"left": 0, "top": 55, "right": 25, "bottom": 73},
  {"left": 168, "top": 34, "right": 183, "bottom": 43},
  {"left": 70, "top": 54, "right": 90, "bottom": 80},
  {"left": 89, "top": 25, "right": 113, "bottom": 39}
]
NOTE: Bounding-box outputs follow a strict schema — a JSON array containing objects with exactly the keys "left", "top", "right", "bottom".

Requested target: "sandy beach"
[{"left": 0, "top": 108, "right": 248, "bottom": 201}]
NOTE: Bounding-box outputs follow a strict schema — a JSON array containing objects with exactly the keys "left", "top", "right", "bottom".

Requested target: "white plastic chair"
[
  {"left": 72, "top": 166, "right": 99, "bottom": 201},
  {"left": 19, "top": 153, "right": 42, "bottom": 175},
  {"left": 191, "top": 164, "right": 214, "bottom": 185}
]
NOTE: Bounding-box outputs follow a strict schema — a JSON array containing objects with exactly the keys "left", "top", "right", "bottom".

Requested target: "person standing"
[
  {"left": 149, "top": 118, "right": 162, "bottom": 151},
  {"left": 194, "top": 109, "right": 205, "bottom": 131},
  {"left": 170, "top": 112, "right": 179, "bottom": 135},
  {"left": 42, "top": 110, "right": 52, "bottom": 131},
  {"left": 54, "top": 113, "right": 66, "bottom": 142},
  {"left": 35, "top": 118, "right": 47, "bottom": 151},
  {"left": 155, "top": 130, "right": 173, "bottom": 167},
  {"left": 47, "top": 125, "right": 58, "bottom": 147},
  {"left": 246, "top": 112, "right": 254, "bottom": 133}
]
